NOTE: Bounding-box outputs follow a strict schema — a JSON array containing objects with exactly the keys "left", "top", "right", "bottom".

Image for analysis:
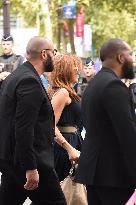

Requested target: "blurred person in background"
[
  {"left": 83, "top": 57, "right": 96, "bottom": 82},
  {"left": 48, "top": 54, "right": 83, "bottom": 181},
  {"left": 75, "top": 57, "right": 96, "bottom": 97},
  {"left": 0, "top": 34, "right": 24, "bottom": 84}
]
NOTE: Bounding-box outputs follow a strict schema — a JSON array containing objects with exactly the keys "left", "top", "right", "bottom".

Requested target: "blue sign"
[{"left": 63, "top": 0, "right": 76, "bottom": 19}]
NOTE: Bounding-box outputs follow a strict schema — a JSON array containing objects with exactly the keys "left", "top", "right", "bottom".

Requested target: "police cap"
[
  {"left": 2, "top": 34, "right": 13, "bottom": 42},
  {"left": 85, "top": 57, "right": 94, "bottom": 66}
]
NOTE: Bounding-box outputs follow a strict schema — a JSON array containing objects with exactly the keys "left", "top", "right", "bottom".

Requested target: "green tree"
[
  {"left": 85, "top": 0, "right": 136, "bottom": 55},
  {"left": 10, "top": 0, "right": 52, "bottom": 37},
  {"left": 1, "top": 0, "right": 136, "bottom": 55}
]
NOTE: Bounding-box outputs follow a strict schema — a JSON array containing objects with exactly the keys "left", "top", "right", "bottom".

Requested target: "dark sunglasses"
[{"left": 43, "top": 48, "right": 57, "bottom": 56}]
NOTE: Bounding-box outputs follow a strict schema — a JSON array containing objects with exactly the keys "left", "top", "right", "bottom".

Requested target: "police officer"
[
  {"left": 0, "top": 34, "right": 24, "bottom": 82},
  {"left": 76, "top": 57, "right": 96, "bottom": 97}
]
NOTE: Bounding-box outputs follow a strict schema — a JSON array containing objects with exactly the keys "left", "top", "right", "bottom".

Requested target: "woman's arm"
[
  {"left": 55, "top": 126, "right": 80, "bottom": 160},
  {"left": 51, "top": 88, "right": 80, "bottom": 161}
]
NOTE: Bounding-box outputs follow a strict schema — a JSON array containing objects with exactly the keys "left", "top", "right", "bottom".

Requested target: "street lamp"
[{"left": 3, "top": 0, "right": 10, "bottom": 35}]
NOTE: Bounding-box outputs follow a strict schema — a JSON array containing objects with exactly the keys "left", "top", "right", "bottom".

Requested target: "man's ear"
[
  {"left": 41, "top": 50, "right": 47, "bottom": 60},
  {"left": 117, "top": 54, "right": 124, "bottom": 64}
]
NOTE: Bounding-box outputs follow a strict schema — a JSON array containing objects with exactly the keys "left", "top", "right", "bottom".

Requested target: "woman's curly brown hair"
[{"left": 48, "top": 54, "right": 82, "bottom": 101}]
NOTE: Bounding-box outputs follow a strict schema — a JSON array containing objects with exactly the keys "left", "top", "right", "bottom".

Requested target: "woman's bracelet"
[{"left": 61, "top": 140, "right": 67, "bottom": 147}]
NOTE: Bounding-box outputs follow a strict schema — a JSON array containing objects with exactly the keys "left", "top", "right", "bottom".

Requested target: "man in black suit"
[
  {"left": 76, "top": 39, "right": 136, "bottom": 205},
  {"left": 0, "top": 36, "right": 67, "bottom": 205}
]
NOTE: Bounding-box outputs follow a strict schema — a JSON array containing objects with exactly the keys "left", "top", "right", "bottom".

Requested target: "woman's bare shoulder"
[{"left": 53, "top": 88, "right": 71, "bottom": 105}]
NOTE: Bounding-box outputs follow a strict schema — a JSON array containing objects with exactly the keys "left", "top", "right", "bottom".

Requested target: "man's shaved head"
[
  {"left": 25, "top": 36, "right": 55, "bottom": 73},
  {"left": 100, "top": 39, "right": 129, "bottom": 62},
  {"left": 100, "top": 38, "right": 134, "bottom": 79},
  {"left": 26, "top": 36, "right": 53, "bottom": 60}
]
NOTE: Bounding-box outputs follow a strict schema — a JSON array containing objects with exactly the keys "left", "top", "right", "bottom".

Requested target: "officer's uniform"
[
  {"left": 75, "top": 57, "right": 95, "bottom": 97},
  {"left": 0, "top": 54, "right": 24, "bottom": 73},
  {"left": 75, "top": 77, "right": 88, "bottom": 97},
  {"left": 0, "top": 34, "right": 24, "bottom": 84}
]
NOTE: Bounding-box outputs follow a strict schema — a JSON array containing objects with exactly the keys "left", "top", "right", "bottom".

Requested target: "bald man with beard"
[
  {"left": 0, "top": 36, "right": 67, "bottom": 205},
  {"left": 75, "top": 39, "right": 136, "bottom": 205}
]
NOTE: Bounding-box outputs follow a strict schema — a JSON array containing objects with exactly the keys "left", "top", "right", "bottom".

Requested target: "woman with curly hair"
[{"left": 48, "top": 54, "right": 83, "bottom": 181}]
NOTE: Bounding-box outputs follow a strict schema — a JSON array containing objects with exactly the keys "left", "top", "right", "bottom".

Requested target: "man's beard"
[
  {"left": 44, "top": 54, "right": 54, "bottom": 72},
  {"left": 122, "top": 59, "right": 135, "bottom": 79}
]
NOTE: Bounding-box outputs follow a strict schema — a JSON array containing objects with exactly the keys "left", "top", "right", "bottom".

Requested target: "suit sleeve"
[
  {"left": 15, "top": 78, "right": 43, "bottom": 170},
  {"left": 101, "top": 80, "right": 136, "bottom": 174}
]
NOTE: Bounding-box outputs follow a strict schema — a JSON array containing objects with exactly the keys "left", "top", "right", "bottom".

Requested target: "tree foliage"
[
  {"left": 85, "top": 0, "right": 136, "bottom": 54},
  {"left": 0, "top": 0, "right": 136, "bottom": 55}
]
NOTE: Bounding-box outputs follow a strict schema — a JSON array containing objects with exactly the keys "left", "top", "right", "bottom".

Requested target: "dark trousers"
[
  {"left": 0, "top": 160, "right": 66, "bottom": 205},
  {"left": 86, "top": 185, "right": 134, "bottom": 205}
]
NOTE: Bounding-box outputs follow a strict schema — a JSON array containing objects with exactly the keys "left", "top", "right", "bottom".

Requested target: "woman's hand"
[
  {"left": 54, "top": 127, "right": 80, "bottom": 161},
  {"left": 68, "top": 148, "right": 80, "bottom": 161}
]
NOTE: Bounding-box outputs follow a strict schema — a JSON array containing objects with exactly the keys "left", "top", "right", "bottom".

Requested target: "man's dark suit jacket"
[
  {"left": 76, "top": 67, "right": 136, "bottom": 188},
  {"left": 0, "top": 61, "right": 55, "bottom": 171}
]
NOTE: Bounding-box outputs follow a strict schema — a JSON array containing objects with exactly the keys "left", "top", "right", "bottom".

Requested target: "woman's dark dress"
[{"left": 54, "top": 99, "right": 83, "bottom": 181}]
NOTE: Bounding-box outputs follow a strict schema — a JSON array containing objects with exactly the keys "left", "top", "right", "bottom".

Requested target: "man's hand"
[{"left": 24, "top": 169, "right": 39, "bottom": 190}]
